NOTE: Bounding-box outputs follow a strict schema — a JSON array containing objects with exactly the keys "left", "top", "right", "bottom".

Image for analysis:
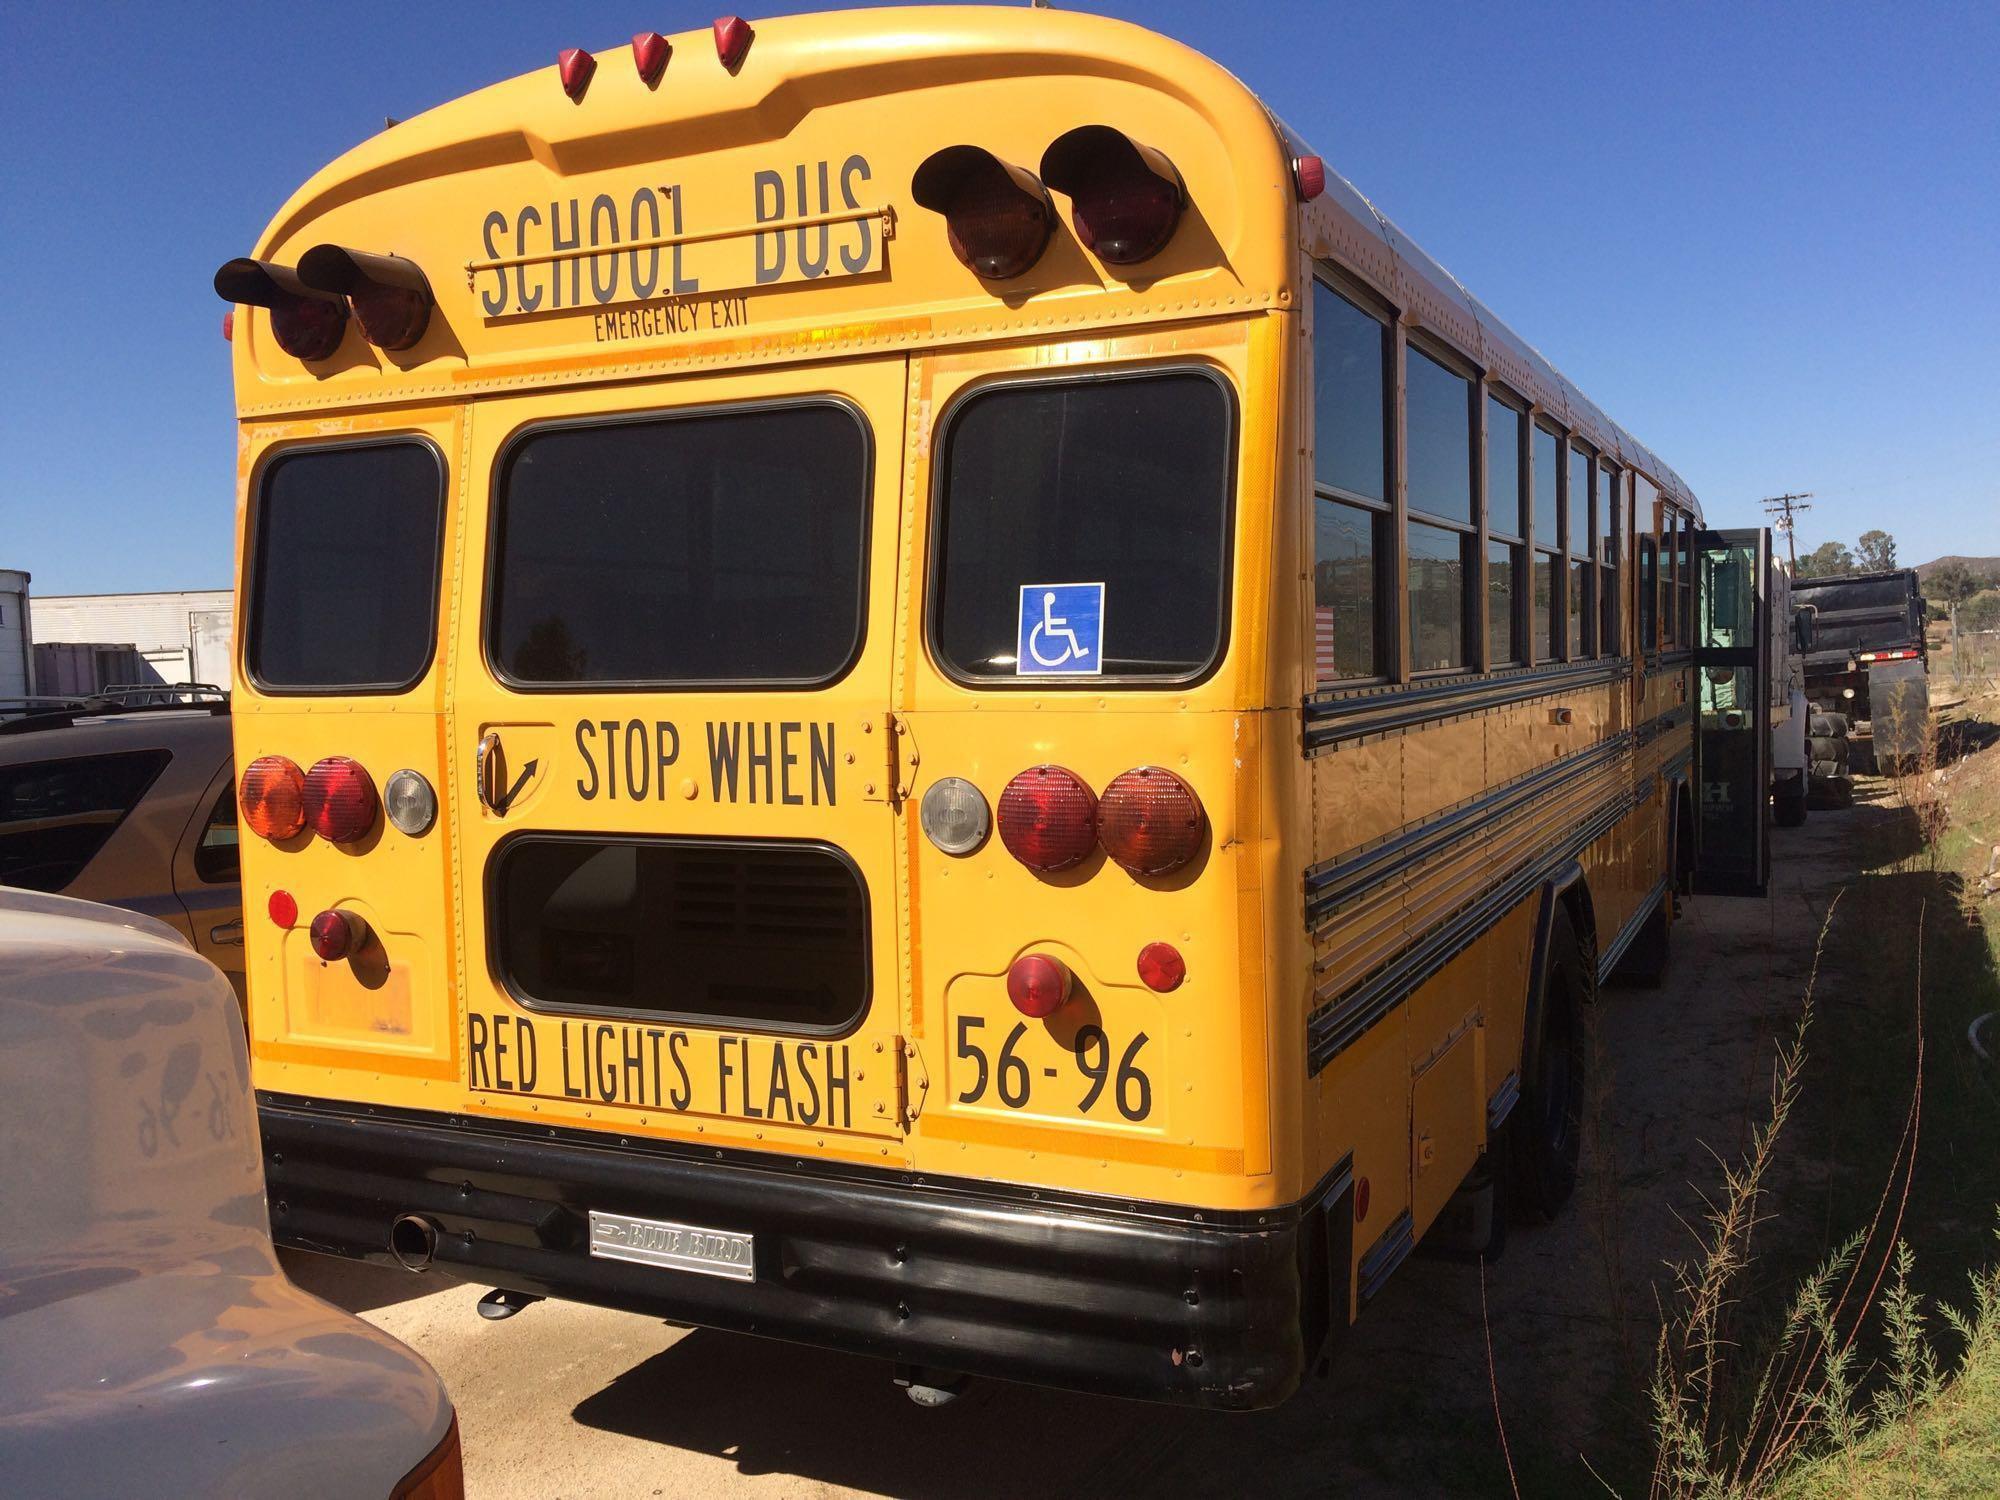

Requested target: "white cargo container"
[
  {"left": 28, "top": 589, "right": 234, "bottom": 692},
  {"left": 0, "top": 569, "right": 31, "bottom": 701}
]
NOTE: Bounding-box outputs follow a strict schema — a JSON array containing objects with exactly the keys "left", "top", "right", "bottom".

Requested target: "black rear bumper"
[{"left": 259, "top": 1095, "right": 1350, "bottom": 1410}]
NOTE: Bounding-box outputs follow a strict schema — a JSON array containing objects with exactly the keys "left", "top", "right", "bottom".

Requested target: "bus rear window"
[
  {"left": 931, "top": 372, "right": 1235, "bottom": 683},
  {"left": 489, "top": 404, "right": 869, "bottom": 687},
  {"left": 493, "top": 835, "right": 867, "bottom": 1033},
  {"left": 249, "top": 442, "right": 444, "bottom": 692}
]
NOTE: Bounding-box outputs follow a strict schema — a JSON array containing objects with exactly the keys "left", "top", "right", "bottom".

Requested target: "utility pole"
[{"left": 1761, "top": 492, "right": 1814, "bottom": 571}]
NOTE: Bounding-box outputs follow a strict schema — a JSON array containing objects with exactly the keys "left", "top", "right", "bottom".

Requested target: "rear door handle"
[{"left": 210, "top": 919, "right": 245, "bottom": 946}]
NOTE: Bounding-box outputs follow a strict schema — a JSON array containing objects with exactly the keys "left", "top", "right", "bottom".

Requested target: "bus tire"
[
  {"left": 1774, "top": 773, "right": 1809, "bottom": 828},
  {"left": 1509, "top": 904, "right": 1587, "bottom": 1223}
]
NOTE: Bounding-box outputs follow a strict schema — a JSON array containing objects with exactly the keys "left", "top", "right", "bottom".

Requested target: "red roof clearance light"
[
  {"left": 911, "top": 146, "right": 1057, "bottom": 281},
  {"left": 1006, "top": 954, "right": 1073, "bottom": 1018},
  {"left": 239, "top": 755, "right": 307, "bottom": 841},
  {"left": 1096, "top": 767, "right": 1205, "bottom": 876},
  {"left": 212, "top": 259, "right": 348, "bottom": 362},
  {"left": 632, "top": 31, "right": 671, "bottom": 86},
  {"left": 997, "top": 766, "right": 1099, "bottom": 873},
  {"left": 1293, "top": 155, "right": 1327, "bottom": 202},
  {"left": 303, "top": 757, "right": 379, "bottom": 844},
  {"left": 559, "top": 47, "right": 596, "bottom": 101},
  {"left": 1040, "top": 125, "right": 1186, "bottom": 265},
  {"left": 713, "top": 16, "right": 754, "bottom": 72}
]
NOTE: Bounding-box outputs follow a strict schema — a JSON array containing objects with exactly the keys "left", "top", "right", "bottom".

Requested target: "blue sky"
[{"left": 3, "top": 1, "right": 1995, "bottom": 593}]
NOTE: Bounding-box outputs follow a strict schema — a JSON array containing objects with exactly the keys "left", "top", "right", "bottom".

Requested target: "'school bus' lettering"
[
  {"left": 478, "top": 156, "right": 879, "bottom": 318},
  {"left": 225, "top": 7, "right": 1726, "bottom": 1413}
]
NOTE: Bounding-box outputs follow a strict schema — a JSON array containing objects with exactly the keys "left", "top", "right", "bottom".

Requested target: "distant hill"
[{"left": 1914, "top": 556, "right": 2000, "bottom": 581}]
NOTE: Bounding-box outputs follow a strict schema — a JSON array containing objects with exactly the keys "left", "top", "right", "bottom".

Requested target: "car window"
[
  {"left": 0, "top": 751, "right": 172, "bottom": 892},
  {"left": 193, "top": 783, "right": 239, "bottom": 884}
]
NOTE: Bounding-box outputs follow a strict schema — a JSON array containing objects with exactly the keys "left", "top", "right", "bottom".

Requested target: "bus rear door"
[{"left": 450, "top": 360, "right": 913, "bottom": 1155}]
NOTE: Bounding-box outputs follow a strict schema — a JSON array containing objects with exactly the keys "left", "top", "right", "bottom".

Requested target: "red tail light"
[
  {"left": 298, "top": 245, "right": 434, "bottom": 352},
  {"left": 240, "top": 755, "right": 307, "bottom": 841},
  {"left": 1040, "top": 125, "right": 1185, "bottom": 265},
  {"left": 212, "top": 259, "right": 348, "bottom": 362},
  {"left": 1006, "top": 954, "right": 1072, "bottom": 1018},
  {"left": 1096, "top": 767, "right": 1205, "bottom": 875},
  {"left": 713, "top": 16, "right": 753, "bottom": 72},
  {"left": 309, "top": 908, "right": 368, "bottom": 962},
  {"left": 559, "top": 47, "right": 596, "bottom": 100},
  {"left": 303, "top": 757, "right": 379, "bottom": 843},
  {"left": 911, "top": 146, "right": 1056, "bottom": 281},
  {"left": 997, "top": 766, "right": 1098, "bottom": 872}
]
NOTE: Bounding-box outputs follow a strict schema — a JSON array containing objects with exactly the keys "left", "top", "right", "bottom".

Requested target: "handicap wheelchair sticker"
[{"left": 1017, "top": 582, "right": 1104, "bottom": 676}]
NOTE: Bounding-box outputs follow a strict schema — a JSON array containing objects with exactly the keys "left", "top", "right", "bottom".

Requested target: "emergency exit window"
[
  {"left": 489, "top": 402, "right": 870, "bottom": 687},
  {"left": 248, "top": 441, "right": 445, "bottom": 692}
]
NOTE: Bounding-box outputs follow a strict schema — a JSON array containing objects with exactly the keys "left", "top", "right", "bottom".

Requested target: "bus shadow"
[{"left": 569, "top": 1268, "right": 1511, "bottom": 1499}]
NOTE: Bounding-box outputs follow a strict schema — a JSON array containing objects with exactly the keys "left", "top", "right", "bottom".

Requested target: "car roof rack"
[{"left": 0, "top": 685, "right": 230, "bottom": 736}]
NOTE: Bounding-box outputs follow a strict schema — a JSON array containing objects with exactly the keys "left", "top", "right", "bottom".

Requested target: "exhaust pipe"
[{"left": 390, "top": 1214, "right": 440, "bottom": 1272}]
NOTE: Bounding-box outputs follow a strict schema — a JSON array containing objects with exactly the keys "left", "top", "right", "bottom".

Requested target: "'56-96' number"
[{"left": 954, "top": 1016, "right": 1153, "bottom": 1122}]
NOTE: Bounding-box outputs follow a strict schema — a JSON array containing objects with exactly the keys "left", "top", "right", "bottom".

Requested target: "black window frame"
[
  {"left": 925, "top": 363, "right": 1240, "bottom": 693},
  {"left": 486, "top": 831, "right": 873, "bottom": 1038},
  {"left": 484, "top": 397, "right": 875, "bottom": 694},
  {"left": 1567, "top": 440, "right": 1597, "bottom": 658},
  {"left": 244, "top": 435, "right": 448, "bottom": 697}
]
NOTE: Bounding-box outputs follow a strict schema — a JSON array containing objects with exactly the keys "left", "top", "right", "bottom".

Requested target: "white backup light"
[
  {"left": 384, "top": 768, "right": 438, "bottom": 836},
  {"left": 919, "top": 777, "right": 990, "bottom": 855}
]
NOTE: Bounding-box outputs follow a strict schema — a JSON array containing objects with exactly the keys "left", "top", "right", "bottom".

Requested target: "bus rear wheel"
[{"left": 1508, "top": 904, "right": 1587, "bottom": 1223}]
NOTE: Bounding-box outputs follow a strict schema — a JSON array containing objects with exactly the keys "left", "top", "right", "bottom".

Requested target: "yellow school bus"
[{"left": 218, "top": 6, "right": 1719, "bottom": 1408}]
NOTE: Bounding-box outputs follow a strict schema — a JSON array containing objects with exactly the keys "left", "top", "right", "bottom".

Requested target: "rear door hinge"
[
  {"left": 896, "top": 1034, "right": 928, "bottom": 1126},
  {"left": 861, "top": 711, "right": 918, "bottom": 806}
]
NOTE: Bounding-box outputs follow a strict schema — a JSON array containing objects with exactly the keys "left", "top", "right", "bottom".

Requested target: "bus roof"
[{"left": 228, "top": 4, "right": 1696, "bottom": 514}]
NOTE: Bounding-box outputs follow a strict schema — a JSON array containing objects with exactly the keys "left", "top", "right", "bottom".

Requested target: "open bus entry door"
[{"left": 1692, "top": 526, "right": 1772, "bottom": 896}]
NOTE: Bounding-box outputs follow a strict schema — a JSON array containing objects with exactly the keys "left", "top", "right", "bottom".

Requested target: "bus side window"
[
  {"left": 1531, "top": 424, "right": 1561, "bottom": 664},
  {"left": 1484, "top": 393, "right": 1527, "bottom": 668},
  {"left": 1311, "top": 280, "right": 1391, "bottom": 685},
  {"left": 1403, "top": 341, "right": 1475, "bottom": 675},
  {"left": 1599, "top": 464, "right": 1620, "bottom": 655},
  {"left": 1639, "top": 536, "right": 1659, "bottom": 655}
]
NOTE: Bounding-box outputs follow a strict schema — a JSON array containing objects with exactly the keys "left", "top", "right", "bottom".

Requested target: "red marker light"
[
  {"left": 1137, "top": 942, "right": 1186, "bottom": 993},
  {"left": 1006, "top": 954, "right": 1072, "bottom": 1018},
  {"left": 1355, "top": 1176, "right": 1371, "bottom": 1223},
  {"left": 713, "top": 15, "right": 753, "bottom": 72},
  {"left": 1293, "top": 155, "right": 1326, "bottom": 201},
  {"left": 221, "top": 310, "right": 234, "bottom": 342},
  {"left": 632, "top": 31, "right": 670, "bottom": 85},
  {"left": 268, "top": 890, "right": 298, "bottom": 928},
  {"left": 559, "top": 47, "right": 596, "bottom": 100},
  {"left": 309, "top": 908, "right": 367, "bottom": 962}
]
